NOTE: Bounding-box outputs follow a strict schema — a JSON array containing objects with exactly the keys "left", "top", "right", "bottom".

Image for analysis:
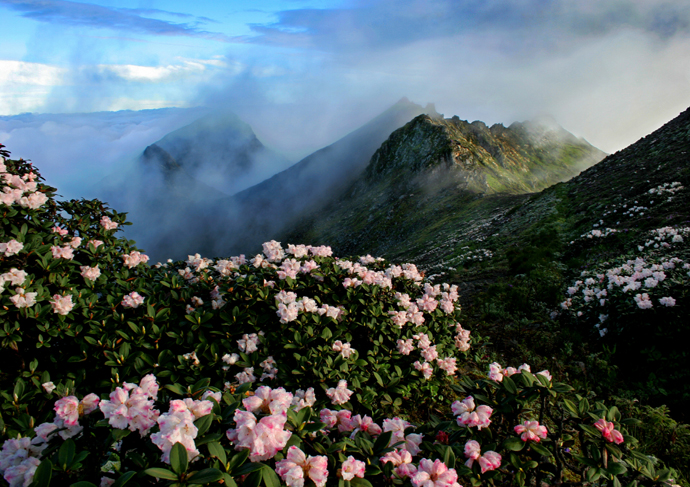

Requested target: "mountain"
[
  {"left": 162, "top": 98, "right": 434, "bottom": 259},
  {"left": 284, "top": 112, "right": 605, "bottom": 260},
  {"left": 142, "top": 112, "right": 291, "bottom": 195}
]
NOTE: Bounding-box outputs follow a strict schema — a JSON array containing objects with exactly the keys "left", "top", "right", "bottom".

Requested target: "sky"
[{"left": 1, "top": 0, "right": 690, "bottom": 158}]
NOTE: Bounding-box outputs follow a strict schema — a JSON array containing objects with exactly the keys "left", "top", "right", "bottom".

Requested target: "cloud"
[
  {"left": 193, "top": 0, "right": 690, "bottom": 155},
  {"left": 0, "top": 0, "right": 231, "bottom": 41},
  {"left": 0, "top": 60, "right": 67, "bottom": 86},
  {"left": 95, "top": 57, "right": 231, "bottom": 83}
]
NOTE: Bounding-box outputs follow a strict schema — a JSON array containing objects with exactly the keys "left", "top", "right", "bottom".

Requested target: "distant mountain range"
[
  {"left": 283, "top": 112, "right": 605, "bottom": 258},
  {"left": 10, "top": 99, "right": 605, "bottom": 261}
]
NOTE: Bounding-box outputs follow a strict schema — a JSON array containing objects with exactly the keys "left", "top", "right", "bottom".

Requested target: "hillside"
[{"left": 285, "top": 112, "right": 605, "bottom": 261}]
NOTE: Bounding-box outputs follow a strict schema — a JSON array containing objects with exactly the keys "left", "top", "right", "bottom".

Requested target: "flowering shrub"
[{"left": 0, "top": 146, "right": 682, "bottom": 485}]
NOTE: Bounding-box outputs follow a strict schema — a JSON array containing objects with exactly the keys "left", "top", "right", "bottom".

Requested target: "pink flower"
[
  {"left": 464, "top": 440, "right": 481, "bottom": 461},
  {"left": 340, "top": 456, "right": 366, "bottom": 481},
  {"left": 326, "top": 380, "right": 353, "bottom": 405},
  {"left": 80, "top": 265, "right": 101, "bottom": 281},
  {"left": 9, "top": 287, "right": 37, "bottom": 308},
  {"left": 452, "top": 396, "right": 492, "bottom": 430},
  {"left": 411, "top": 458, "right": 459, "bottom": 487},
  {"left": 514, "top": 420, "right": 548, "bottom": 442},
  {"left": 50, "top": 245, "right": 73, "bottom": 259},
  {"left": 89, "top": 239, "right": 104, "bottom": 250},
  {"left": 54, "top": 396, "right": 80, "bottom": 427},
  {"left": 348, "top": 414, "right": 382, "bottom": 437},
  {"left": 478, "top": 451, "right": 502, "bottom": 473},
  {"left": 634, "top": 293, "right": 653, "bottom": 309},
  {"left": 659, "top": 296, "right": 676, "bottom": 307},
  {"left": 68, "top": 237, "right": 82, "bottom": 249},
  {"left": 421, "top": 345, "right": 438, "bottom": 362},
  {"left": 122, "top": 291, "right": 144, "bottom": 308},
  {"left": 243, "top": 386, "right": 293, "bottom": 416},
  {"left": 50, "top": 294, "right": 74, "bottom": 315},
  {"left": 226, "top": 410, "right": 291, "bottom": 462},
  {"left": 122, "top": 251, "right": 149, "bottom": 268},
  {"left": 593, "top": 419, "right": 624, "bottom": 444},
  {"left": 413, "top": 361, "right": 433, "bottom": 379},
  {"left": 275, "top": 446, "right": 328, "bottom": 487},
  {"left": 52, "top": 226, "right": 68, "bottom": 236},
  {"left": 54, "top": 394, "right": 99, "bottom": 427},
  {"left": 100, "top": 216, "right": 118, "bottom": 230},
  {"left": 488, "top": 362, "right": 503, "bottom": 382},
  {"left": 238, "top": 333, "right": 259, "bottom": 353},
  {"left": 397, "top": 338, "right": 414, "bottom": 355}
]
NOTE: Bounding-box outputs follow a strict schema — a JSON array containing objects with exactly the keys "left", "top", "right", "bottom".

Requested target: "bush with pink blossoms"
[{"left": 0, "top": 147, "right": 684, "bottom": 486}]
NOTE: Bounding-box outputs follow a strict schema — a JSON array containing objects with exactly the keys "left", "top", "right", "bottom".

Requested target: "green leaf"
[
  {"left": 170, "top": 442, "right": 188, "bottom": 476},
  {"left": 529, "top": 442, "right": 551, "bottom": 457},
  {"left": 13, "top": 378, "right": 26, "bottom": 400},
  {"left": 70, "top": 483, "right": 97, "bottom": 487},
  {"left": 164, "top": 383, "right": 186, "bottom": 396},
  {"left": 207, "top": 442, "right": 227, "bottom": 465},
  {"left": 373, "top": 431, "right": 393, "bottom": 454},
  {"left": 144, "top": 468, "right": 178, "bottom": 480},
  {"left": 233, "top": 462, "right": 264, "bottom": 476},
  {"left": 111, "top": 471, "right": 136, "bottom": 487},
  {"left": 606, "top": 462, "right": 627, "bottom": 476},
  {"left": 195, "top": 413, "right": 213, "bottom": 437},
  {"left": 350, "top": 478, "right": 373, "bottom": 487},
  {"left": 59, "top": 439, "right": 76, "bottom": 469},
  {"left": 502, "top": 375, "right": 517, "bottom": 395},
  {"left": 503, "top": 437, "right": 525, "bottom": 452},
  {"left": 262, "top": 466, "right": 281, "bottom": 487},
  {"left": 321, "top": 327, "right": 332, "bottom": 340},
  {"left": 245, "top": 470, "right": 263, "bottom": 487},
  {"left": 227, "top": 449, "right": 250, "bottom": 473},
  {"left": 562, "top": 398, "right": 580, "bottom": 418},
  {"left": 187, "top": 468, "right": 224, "bottom": 485},
  {"left": 442, "top": 445, "right": 456, "bottom": 469},
  {"left": 30, "top": 459, "right": 52, "bottom": 487},
  {"left": 222, "top": 473, "right": 238, "bottom": 487}
]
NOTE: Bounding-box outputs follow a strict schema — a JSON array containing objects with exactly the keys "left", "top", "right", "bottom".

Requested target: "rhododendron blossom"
[
  {"left": 122, "top": 251, "right": 149, "bottom": 268},
  {"left": 121, "top": 291, "right": 144, "bottom": 308},
  {"left": 332, "top": 340, "right": 356, "bottom": 358},
  {"left": 326, "top": 380, "right": 353, "bottom": 405},
  {"left": 275, "top": 446, "right": 328, "bottom": 487},
  {"left": 594, "top": 419, "right": 624, "bottom": 444},
  {"left": 243, "top": 386, "right": 293, "bottom": 416},
  {"left": 340, "top": 456, "right": 366, "bottom": 481},
  {"left": 54, "top": 394, "right": 100, "bottom": 427},
  {"left": 452, "top": 396, "right": 493, "bottom": 429},
  {"left": 10, "top": 288, "right": 37, "bottom": 308},
  {"left": 50, "top": 245, "right": 73, "bottom": 259},
  {"left": 226, "top": 409, "right": 291, "bottom": 462},
  {"left": 80, "top": 265, "right": 100, "bottom": 281},
  {"left": 514, "top": 420, "right": 548, "bottom": 442},
  {"left": 50, "top": 294, "right": 74, "bottom": 315},
  {"left": 100, "top": 216, "right": 118, "bottom": 230},
  {"left": 238, "top": 333, "right": 259, "bottom": 353},
  {"left": 410, "top": 458, "right": 461, "bottom": 487}
]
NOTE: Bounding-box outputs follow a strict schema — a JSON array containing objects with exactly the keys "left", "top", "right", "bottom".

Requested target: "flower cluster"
[{"left": 452, "top": 396, "right": 493, "bottom": 430}]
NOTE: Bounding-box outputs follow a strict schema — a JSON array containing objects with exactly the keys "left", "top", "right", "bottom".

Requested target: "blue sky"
[{"left": 1, "top": 0, "right": 690, "bottom": 155}]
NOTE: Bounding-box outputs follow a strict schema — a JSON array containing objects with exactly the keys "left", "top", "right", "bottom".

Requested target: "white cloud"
[
  {"left": 0, "top": 60, "right": 67, "bottom": 86},
  {"left": 95, "top": 57, "right": 232, "bottom": 83}
]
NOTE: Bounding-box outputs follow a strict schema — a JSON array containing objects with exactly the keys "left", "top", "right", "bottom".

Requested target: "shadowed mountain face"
[
  {"left": 140, "top": 112, "right": 291, "bottom": 195},
  {"left": 284, "top": 113, "right": 606, "bottom": 258},
  {"left": 110, "top": 98, "right": 431, "bottom": 261}
]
